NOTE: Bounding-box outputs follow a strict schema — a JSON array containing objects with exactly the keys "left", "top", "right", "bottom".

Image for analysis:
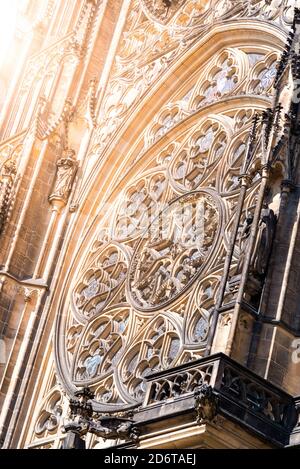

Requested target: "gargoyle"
[
  {"left": 194, "top": 383, "right": 218, "bottom": 424},
  {"left": 89, "top": 416, "right": 139, "bottom": 442}
]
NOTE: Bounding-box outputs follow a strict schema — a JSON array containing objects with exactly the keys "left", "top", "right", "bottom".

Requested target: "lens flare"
[{"left": 0, "top": 0, "right": 18, "bottom": 67}]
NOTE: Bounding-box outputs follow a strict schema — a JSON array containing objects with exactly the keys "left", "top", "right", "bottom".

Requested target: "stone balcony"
[
  {"left": 63, "top": 353, "right": 300, "bottom": 449},
  {"left": 127, "top": 353, "right": 298, "bottom": 448}
]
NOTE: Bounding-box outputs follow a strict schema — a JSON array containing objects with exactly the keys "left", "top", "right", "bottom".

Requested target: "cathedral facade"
[{"left": 1, "top": 0, "right": 300, "bottom": 449}]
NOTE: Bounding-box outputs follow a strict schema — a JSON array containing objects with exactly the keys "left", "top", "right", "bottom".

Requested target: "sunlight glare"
[{"left": 0, "top": 0, "right": 19, "bottom": 67}]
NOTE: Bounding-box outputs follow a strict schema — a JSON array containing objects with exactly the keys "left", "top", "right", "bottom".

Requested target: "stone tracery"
[
  {"left": 49, "top": 0, "right": 290, "bottom": 421},
  {"left": 1, "top": 0, "right": 298, "bottom": 452},
  {"left": 34, "top": 390, "right": 63, "bottom": 437},
  {"left": 127, "top": 190, "right": 221, "bottom": 310},
  {"left": 113, "top": 173, "right": 169, "bottom": 242},
  {"left": 74, "top": 308, "right": 130, "bottom": 383},
  {"left": 73, "top": 243, "right": 129, "bottom": 319},
  {"left": 56, "top": 102, "right": 262, "bottom": 408}
]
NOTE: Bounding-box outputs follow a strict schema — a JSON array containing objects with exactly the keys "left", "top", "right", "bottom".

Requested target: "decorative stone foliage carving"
[
  {"left": 63, "top": 387, "right": 139, "bottom": 447},
  {"left": 63, "top": 387, "right": 93, "bottom": 438}
]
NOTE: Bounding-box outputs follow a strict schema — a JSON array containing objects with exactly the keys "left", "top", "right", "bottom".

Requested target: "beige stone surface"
[{"left": 0, "top": 0, "right": 299, "bottom": 449}]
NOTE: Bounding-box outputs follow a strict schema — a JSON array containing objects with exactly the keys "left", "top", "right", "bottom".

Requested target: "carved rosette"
[
  {"left": 140, "top": 0, "right": 187, "bottom": 25},
  {"left": 127, "top": 190, "right": 221, "bottom": 311}
]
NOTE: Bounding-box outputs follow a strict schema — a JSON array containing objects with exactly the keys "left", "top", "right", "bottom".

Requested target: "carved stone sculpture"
[
  {"left": 153, "top": 0, "right": 171, "bottom": 11},
  {"left": 235, "top": 212, "right": 254, "bottom": 274},
  {"left": 63, "top": 387, "right": 94, "bottom": 439},
  {"left": 194, "top": 383, "right": 218, "bottom": 424},
  {"left": 49, "top": 149, "right": 78, "bottom": 205},
  {"left": 140, "top": 0, "right": 186, "bottom": 24},
  {"left": 0, "top": 160, "right": 16, "bottom": 235},
  {"left": 233, "top": 205, "right": 276, "bottom": 300},
  {"left": 88, "top": 416, "right": 140, "bottom": 442},
  {"left": 62, "top": 387, "right": 139, "bottom": 448},
  {"left": 250, "top": 206, "right": 276, "bottom": 278}
]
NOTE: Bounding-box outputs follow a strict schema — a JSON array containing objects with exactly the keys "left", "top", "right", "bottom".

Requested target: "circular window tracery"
[
  {"left": 127, "top": 190, "right": 222, "bottom": 311},
  {"left": 72, "top": 243, "right": 129, "bottom": 320}
]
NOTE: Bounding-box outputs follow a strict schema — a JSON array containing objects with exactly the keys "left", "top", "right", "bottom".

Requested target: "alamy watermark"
[
  {"left": 0, "top": 339, "right": 6, "bottom": 365},
  {"left": 291, "top": 338, "right": 300, "bottom": 364},
  {"left": 108, "top": 197, "right": 212, "bottom": 251},
  {"left": 292, "top": 80, "right": 300, "bottom": 104}
]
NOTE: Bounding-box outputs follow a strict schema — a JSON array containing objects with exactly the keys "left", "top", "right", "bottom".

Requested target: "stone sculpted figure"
[
  {"left": 232, "top": 205, "right": 276, "bottom": 302},
  {"left": 50, "top": 149, "right": 77, "bottom": 204},
  {"left": 250, "top": 206, "right": 276, "bottom": 278},
  {"left": 194, "top": 383, "right": 218, "bottom": 424},
  {"left": 63, "top": 388, "right": 139, "bottom": 448},
  {"left": 236, "top": 206, "right": 276, "bottom": 278},
  {"left": 88, "top": 416, "right": 139, "bottom": 441},
  {"left": 236, "top": 212, "right": 254, "bottom": 274},
  {"left": 0, "top": 160, "right": 16, "bottom": 234}
]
